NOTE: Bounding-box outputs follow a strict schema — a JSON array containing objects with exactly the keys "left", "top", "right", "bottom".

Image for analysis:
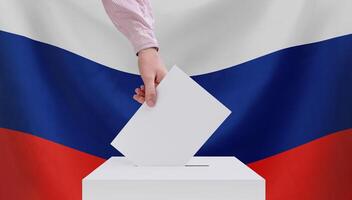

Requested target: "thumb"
[{"left": 144, "top": 77, "right": 156, "bottom": 107}]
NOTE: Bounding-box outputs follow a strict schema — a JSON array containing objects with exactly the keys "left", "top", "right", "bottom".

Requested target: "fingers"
[
  {"left": 133, "top": 94, "right": 145, "bottom": 104},
  {"left": 134, "top": 70, "right": 165, "bottom": 106},
  {"left": 133, "top": 85, "right": 145, "bottom": 104},
  {"left": 143, "top": 77, "right": 157, "bottom": 107},
  {"left": 135, "top": 87, "right": 145, "bottom": 96}
]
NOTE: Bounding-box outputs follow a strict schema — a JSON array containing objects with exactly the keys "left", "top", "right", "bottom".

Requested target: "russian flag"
[{"left": 0, "top": 0, "right": 351, "bottom": 199}]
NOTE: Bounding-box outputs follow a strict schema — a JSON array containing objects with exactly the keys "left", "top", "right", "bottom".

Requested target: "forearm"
[{"left": 102, "top": 0, "right": 159, "bottom": 55}]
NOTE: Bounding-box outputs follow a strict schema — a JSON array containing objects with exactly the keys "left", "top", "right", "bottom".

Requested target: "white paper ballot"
[{"left": 111, "top": 65, "right": 231, "bottom": 166}]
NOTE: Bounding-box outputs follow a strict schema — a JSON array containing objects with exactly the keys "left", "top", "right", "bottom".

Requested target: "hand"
[{"left": 133, "top": 48, "right": 167, "bottom": 107}]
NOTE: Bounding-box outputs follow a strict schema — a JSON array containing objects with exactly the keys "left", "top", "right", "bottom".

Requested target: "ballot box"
[{"left": 83, "top": 156, "right": 265, "bottom": 200}]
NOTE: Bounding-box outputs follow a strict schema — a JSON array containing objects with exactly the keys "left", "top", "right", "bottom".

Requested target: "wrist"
[{"left": 137, "top": 47, "right": 158, "bottom": 57}]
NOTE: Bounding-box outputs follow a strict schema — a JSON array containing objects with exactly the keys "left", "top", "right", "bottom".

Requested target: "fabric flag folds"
[{"left": 0, "top": 0, "right": 351, "bottom": 199}]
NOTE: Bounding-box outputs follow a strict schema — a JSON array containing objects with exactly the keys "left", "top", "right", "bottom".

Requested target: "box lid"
[{"left": 84, "top": 157, "right": 264, "bottom": 181}]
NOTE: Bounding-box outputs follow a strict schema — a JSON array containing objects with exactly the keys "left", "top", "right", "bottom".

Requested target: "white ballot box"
[{"left": 83, "top": 156, "right": 265, "bottom": 200}]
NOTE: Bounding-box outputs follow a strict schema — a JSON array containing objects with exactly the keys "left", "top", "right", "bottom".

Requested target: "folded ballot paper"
[{"left": 111, "top": 65, "right": 231, "bottom": 166}]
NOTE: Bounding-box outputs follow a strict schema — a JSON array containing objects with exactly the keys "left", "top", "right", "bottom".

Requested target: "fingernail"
[{"left": 147, "top": 99, "right": 155, "bottom": 107}]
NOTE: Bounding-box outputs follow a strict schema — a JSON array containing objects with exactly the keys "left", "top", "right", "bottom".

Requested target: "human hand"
[{"left": 133, "top": 48, "right": 167, "bottom": 107}]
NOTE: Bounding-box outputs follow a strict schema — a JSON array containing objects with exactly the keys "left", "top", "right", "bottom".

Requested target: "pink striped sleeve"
[{"left": 102, "top": 0, "right": 159, "bottom": 55}]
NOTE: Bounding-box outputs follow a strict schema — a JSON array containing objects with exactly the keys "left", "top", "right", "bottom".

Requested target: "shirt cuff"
[
  {"left": 129, "top": 29, "right": 159, "bottom": 55},
  {"left": 135, "top": 42, "right": 159, "bottom": 56}
]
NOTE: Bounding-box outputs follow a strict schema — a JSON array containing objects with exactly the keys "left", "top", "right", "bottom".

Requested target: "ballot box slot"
[
  {"left": 184, "top": 164, "right": 209, "bottom": 167},
  {"left": 131, "top": 164, "right": 210, "bottom": 167}
]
